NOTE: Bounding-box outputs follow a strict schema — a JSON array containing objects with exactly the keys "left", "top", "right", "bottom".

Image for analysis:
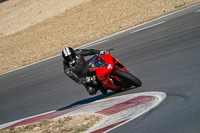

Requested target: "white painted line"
[
  {"left": 0, "top": 39, "right": 108, "bottom": 76},
  {"left": 196, "top": 10, "right": 200, "bottom": 12},
  {"left": 0, "top": 55, "right": 59, "bottom": 76},
  {"left": 0, "top": 110, "right": 55, "bottom": 130},
  {"left": 81, "top": 39, "right": 109, "bottom": 49},
  {"left": 85, "top": 3, "right": 200, "bottom": 43},
  {"left": 131, "top": 21, "right": 166, "bottom": 34}
]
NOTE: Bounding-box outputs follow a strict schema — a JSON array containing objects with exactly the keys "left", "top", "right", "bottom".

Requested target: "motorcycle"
[{"left": 87, "top": 49, "right": 142, "bottom": 95}]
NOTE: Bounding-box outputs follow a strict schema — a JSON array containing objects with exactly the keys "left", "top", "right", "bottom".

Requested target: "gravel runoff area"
[
  {"left": 0, "top": 114, "right": 103, "bottom": 133},
  {"left": 1, "top": 0, "right": 200, "bottom": 74}
]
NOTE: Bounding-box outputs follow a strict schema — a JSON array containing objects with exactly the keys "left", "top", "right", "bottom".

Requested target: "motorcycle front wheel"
[{"left": 115, "top": 70, "right": 142, "bottom": 87}]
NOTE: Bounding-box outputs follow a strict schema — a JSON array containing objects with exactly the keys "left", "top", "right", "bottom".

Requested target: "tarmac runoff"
[{"left": 0, "top": 92, "right": 166, "bottom": 132}]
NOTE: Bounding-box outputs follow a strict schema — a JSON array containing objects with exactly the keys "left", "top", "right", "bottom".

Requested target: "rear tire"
[{"left": 115, "top": 70, "right": 142, "bottom": 87}]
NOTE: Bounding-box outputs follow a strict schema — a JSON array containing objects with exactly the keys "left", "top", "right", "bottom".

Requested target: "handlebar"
[{"left": 109, "top": 49, "right": 114, "bottom": 53}]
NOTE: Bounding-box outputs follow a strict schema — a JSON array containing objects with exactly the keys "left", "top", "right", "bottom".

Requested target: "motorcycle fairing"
[{"left": 88, "top": 54, "right": 132, "bottom": 90}]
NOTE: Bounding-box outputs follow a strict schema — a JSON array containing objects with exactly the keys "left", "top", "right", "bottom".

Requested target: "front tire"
[
  {"left": 115, "top": 70, "right": 142, "bottom": 87},
  {"left": 99, "top": 85, "right": 107, "bottom": 95}
]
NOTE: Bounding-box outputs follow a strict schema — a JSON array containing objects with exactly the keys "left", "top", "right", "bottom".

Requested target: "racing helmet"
[{"left": 62, "top": 47, "right": 76, "bottom": 64}]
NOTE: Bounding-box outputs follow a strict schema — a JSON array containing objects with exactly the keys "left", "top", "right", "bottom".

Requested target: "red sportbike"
[{"left": 87, "top": 49, "right": 142, "bottom": 95}]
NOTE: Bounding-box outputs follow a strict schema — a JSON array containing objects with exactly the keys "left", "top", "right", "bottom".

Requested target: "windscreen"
[{"left": 88, "top": 54, "right": 107, "bottom": 68}]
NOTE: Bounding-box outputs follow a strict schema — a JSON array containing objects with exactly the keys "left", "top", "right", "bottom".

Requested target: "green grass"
[
  {"left": 175, "top": 2, "right": 186, "bottom": 8},
  {"left": 72, "top": 125, "right": 89, "bottom": 133}
]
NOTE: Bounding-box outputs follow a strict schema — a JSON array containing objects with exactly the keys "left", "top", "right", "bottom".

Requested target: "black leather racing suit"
[{"left": 63, "top": 49, "right": 101, "bottom": 84}]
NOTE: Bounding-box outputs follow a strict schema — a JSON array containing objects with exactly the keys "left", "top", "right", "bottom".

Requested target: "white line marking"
[
  {"left": 0, "top": 110, "right": 55, "bottom": 130},
  {"left": 0, "top": 54, "right": 59, "bottom": 76},
  {"left": 81, "top": 39, "right": 109, "bottom": 49},
  {"left": 131, "top": 21, "right": 166, "bottom": 33},
  {"left": 196, "top": 10, "right": 200, "bottom": 12},
  {"left": 0, "top": 39, "right": 109, "bottom": 76}
]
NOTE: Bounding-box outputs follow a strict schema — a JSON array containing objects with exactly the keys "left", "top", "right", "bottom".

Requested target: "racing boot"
[{"left": 86, "top": 86, "right": 97, "bottom": 95}]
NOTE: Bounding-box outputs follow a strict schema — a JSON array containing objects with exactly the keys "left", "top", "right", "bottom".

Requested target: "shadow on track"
[{"left": 57, "top": 87, "right": 136, "bottom": 111}]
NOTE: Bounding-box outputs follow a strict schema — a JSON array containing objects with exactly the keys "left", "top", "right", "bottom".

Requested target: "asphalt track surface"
[{"left": 0, "top": 4, "right": 200, "bottom": 133}]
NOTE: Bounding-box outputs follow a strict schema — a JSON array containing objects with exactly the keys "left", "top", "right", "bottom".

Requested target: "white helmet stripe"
[
  {"left": 63, "top": 47, "right": 71, "bottom": 57},
  {"left": 66, "top": 47, "right": 71, "bottom": 55},
  {"left": 63, "top": 48, "right": 68, "bottom": 56}
]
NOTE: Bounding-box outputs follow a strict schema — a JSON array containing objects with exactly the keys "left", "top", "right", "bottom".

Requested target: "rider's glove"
[
  {"left": 86, "top": 75, "right": 98, "bottom": 85},
  {"left": 100, "top": 50, "right": 109, "bottom": 55}
]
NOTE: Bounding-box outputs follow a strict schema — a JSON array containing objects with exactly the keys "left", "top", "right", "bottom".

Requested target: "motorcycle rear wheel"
[{"left": 115, "top": 70, "right": 142, "bottom": 87}]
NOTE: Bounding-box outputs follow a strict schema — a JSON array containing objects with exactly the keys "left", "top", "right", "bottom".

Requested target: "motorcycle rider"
[{"left": 62, "top": 47, "right": 108, "bottom": 95}]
